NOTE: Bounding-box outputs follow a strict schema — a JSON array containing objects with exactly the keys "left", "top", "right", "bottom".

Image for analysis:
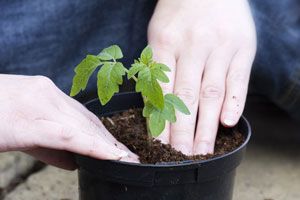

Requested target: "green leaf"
[
  {"left": 145, "top": 95, "right": 188, "bottom": 137},
  {"left": 165, "top": 94, "right": 190, "bottom": 115},
  {"left": 70, "top": 55, "right": 101, "bottom": 96},
  {"left": 161, "top": 102, "right": 176, "bottom": 123},
  {"left": 149, "top": 111, "right": 165, "bottom": 137},
  {"left": 151, "top": 67, "right": 169, "bottom": 83},
  {"left": 147, "top": 101, "right": 176, "bottom": 137},
  {"left": 97, "top": 62, "right": 126, "bottom": 105},
  {"left": 154, "top": 63, "right": 171, "bottom": 72},
  {"left": 136, "top": 67, "right": 164, "bottom": 109},
  {"left": 97, "top": 45, "right": 123, "bottom": 61},
  {"left": 144, "top": 101, "right": 176, "bottom": 122},
  {"left": 142, "top": 102, "right": 155, "bottom": 117},
  {"left": 127, "top": 63, "right": 145, "bottom": 79},
  {"left": 140, "top": 45, "right": 153, "bottom": 65}
]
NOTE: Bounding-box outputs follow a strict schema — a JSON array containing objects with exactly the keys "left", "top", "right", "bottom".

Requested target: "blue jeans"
[
  {"left": 0, "top": 0, "right": 299, "bottom": 120},
  {"left": 249, "top": 0, "right": 300, "bottom": 120}
]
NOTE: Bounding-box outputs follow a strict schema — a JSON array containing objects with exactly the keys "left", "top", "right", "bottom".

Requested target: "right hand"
[{"left": 0, "top": 74, "right": 138, "bottom": 170}]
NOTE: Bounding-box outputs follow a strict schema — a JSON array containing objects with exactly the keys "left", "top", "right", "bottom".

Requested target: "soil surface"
[{"left": 101, "top": 108, "right": 245, "bottom": 164}]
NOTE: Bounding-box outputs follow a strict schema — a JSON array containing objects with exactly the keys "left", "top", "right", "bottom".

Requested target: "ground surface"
[{"left": 0, "top": 96, "right": 299, "bottom": 200}]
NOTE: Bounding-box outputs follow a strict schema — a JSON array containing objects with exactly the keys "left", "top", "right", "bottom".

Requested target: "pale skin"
[
  {"left": 0, "top": 0, "right": 256, "bottom": 169},
  {"left": 149, "top": 0, "right": 257, "bottom": 155},
  {"left": 0, "top": 75, "right": 138, "bottom": 170}
]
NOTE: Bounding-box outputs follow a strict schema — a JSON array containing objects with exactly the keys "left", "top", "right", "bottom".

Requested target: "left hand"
[{"left": 148, "top": 0, "right": 257, "bottom": 155}]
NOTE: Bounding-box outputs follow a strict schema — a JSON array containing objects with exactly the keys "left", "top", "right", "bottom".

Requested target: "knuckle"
[
  {"left": 188, "top": 28, "right": 215, "bottom": 42},
  {"left": 219, "top": 28, "right": 236, "bottom": 40},
  {"left": 175, "top": 87, "right": 199, "bottom": 105},
  {"left": 206, "top": 54, "right": 227, "bottom": 67},
  {"left": 154, "top": 29, "right": 179, "bottom": 48},
  {"left": 217, "top": 26, "right": 244, "bottom": 41},
  {"left": 228, "top": 71, "right": 248, "bottom": 83},
  {"left": 58, "top": 126, "right": 75, "bottom": 142},
  {"left": 32, "top": 75, "right": 55, "bottom": 90},
  {"left": 218, "top": 30, "right": 255, "bottom": 48},
  {"left": 201, "top": 85, "right": 224, "bottom": 99},
  {"left": 230, "top": 31, "right": 256, "bottom": 49}
]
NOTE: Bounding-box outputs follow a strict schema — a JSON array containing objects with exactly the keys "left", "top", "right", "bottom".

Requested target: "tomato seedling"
[{"left": 70, "top": 45, "right": 190, "bottom": 137}]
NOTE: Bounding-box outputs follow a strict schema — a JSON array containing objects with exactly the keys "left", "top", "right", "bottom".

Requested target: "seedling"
[{"left": 70, "top": 45, "right": 190, "bottom": 137}]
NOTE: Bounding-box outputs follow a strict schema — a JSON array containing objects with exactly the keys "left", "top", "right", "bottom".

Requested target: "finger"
[
  {"left": 24, "top": 148, "right": 77, "bottom": 170},
  {"left": 149, "top": 44, "right": 177, "bottom": 144},
  {"left": 194, "top": 47, "right": 235, "bottom": 155},
  {"left": 221, "top": 48, "right": 255, "bottom": 126},
  {"left": 120, "top": 156, "right": 140, "bottom": 163},
  {"left": 53, "top": 91, "right": 138, "bottom": 159},
  {"left": 49, "top": 107, "right": 138, "bottom": 160},
  {"left": 55, "top": 88, "right": 103, "bottom": 127},
  {"left": 170, "top": 48, "right": 208, "bottom": 155},
  {"left": 30, "top": 119, "right": 130, "bottom": 161}
]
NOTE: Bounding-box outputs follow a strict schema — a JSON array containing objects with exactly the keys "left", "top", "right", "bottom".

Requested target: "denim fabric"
[
  {"left": 0, "top": 0, "right": 299, "bottom": 120},
  {"left": 0, "top": 0, "right": 156, "bottom": 98},
  {"left": 249, "top": 0, "right": 300, "bottom": 120}
]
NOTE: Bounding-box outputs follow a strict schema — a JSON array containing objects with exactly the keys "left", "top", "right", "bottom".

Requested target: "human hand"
[
  {"left": 0, "top": 75, "right": 138, "bottom": 170},
  {"left": 148, "top": 0, "right": 256, "bottom": 155}
]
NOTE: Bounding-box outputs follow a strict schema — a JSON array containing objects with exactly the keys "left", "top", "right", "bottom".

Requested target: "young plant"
[{"left": 70, "top": 45, "right": 190, "bottom": 138}]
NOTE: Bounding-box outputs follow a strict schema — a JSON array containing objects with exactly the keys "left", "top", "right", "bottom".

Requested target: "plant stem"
[
  {"left": 124, "top": 69, "right": 138, "bottom": 82},
  {"left": 124, "top": 68, "right": 152, "bottom": 138},
  {"left": 142, "top": 96, "right": 152, "bottom": 139}
]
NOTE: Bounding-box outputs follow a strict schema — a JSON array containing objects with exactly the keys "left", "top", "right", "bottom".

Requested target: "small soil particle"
[{"left": 101, "top": 108, "right": 245, "bottom": 164}]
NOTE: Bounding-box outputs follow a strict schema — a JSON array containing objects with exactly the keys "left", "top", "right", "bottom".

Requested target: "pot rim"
[{"left": 83, "top": 92, "right": 251, "bottom": 168}]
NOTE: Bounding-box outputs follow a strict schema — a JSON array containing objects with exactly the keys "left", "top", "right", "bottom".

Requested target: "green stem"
[
  {"left": 124, "top": 68, "right": 152, "bottom": 138},
  {"left": 142, "top": 96, "right": 152, "bottom": 139},
  {"left": 124, "top": 68, "right": 138, "bottom": 82}
]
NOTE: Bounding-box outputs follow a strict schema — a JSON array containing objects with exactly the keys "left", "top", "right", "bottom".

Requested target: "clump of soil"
[{"left": 101, "top": 108, "right": 245, "bottom": 164}]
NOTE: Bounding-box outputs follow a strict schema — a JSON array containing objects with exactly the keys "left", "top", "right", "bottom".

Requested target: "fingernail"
[
  {"left": 194, "top": 142, "right": 214, "bottom": 155},
  {"left": 128, "top": 152, "right": 139, "bottom": 160},
  {"left": 113, "top": 149, "right": 128, "bottom": 158},
  {"left": 223, "top": 118, "right": 236, "bottom": 127},
  {"left": 120, "top": 156, "right": 140, "bottom": 163}
]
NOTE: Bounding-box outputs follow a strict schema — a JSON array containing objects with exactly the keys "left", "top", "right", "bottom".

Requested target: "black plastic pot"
[{"left": 76, "top": 92, "right": 251, "bottom": 200}]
